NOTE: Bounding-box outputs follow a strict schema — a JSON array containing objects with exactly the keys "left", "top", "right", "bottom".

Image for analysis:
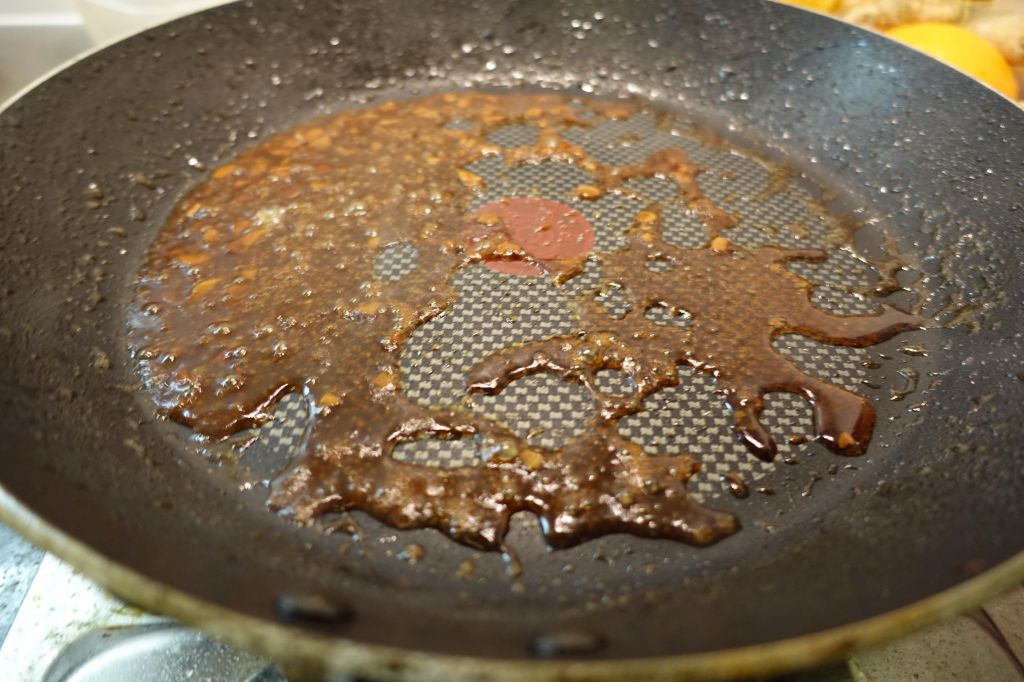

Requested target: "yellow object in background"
[
  {"left": 779, "top": 0, "right": 841, "bottom": 11},
  {"left": 885, "top": 21, "right": 1019, "bottom": 99}
]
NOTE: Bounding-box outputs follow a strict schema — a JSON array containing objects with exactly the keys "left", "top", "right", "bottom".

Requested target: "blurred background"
[
  {"left": 781, "top": 0, "right": 1024, "bottom": 102},
  {"left": 0, "top": 0, "right": 232, "bottom": 102}
]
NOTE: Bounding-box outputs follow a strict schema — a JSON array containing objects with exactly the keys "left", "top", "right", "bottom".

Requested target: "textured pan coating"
[{"left": 0, "top": 1, "right": 1022, "bottom": 676}]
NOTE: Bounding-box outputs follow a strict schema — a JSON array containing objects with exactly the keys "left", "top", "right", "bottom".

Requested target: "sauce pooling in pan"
[{"left": 129, "top": 93, "right": 924, "bottom": 550}]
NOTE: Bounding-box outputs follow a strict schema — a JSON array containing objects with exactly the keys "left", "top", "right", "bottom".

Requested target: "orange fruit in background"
[
  {"left": 885, "top": 22, "right": 1019, "bottom": 100},
  {"left": 778, "top": 0, "right": 840, "bottom": 10}
]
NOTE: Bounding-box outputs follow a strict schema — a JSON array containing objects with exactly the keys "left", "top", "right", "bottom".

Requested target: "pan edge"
[{"left": 2, "top": 482, "right": 1022, "bottom": 681}]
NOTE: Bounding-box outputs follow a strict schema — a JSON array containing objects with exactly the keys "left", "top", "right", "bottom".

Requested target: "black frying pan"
[{"left": 1, "top": 1, "right": 1023, "bottom": 680}]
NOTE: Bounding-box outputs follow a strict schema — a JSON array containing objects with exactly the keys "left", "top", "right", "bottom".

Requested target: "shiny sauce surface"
[{"left": 129, "top": 93, "right": 923, "bottom": 550}]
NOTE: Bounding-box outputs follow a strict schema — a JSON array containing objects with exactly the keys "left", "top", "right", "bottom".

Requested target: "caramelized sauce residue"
[{"left": 129, "top": 93, "right": 925, "bottom": 551}]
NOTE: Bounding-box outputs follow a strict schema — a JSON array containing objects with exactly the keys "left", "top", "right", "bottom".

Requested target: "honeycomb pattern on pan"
[
  {"left": 247, "top": 109, "right": 888, "bottom": 502},
  {"left": 486, "top": 123, "right": 539, "bottom": 147},
  {"left": 374, "top": 242, "right": 419, "bottom": 281}
]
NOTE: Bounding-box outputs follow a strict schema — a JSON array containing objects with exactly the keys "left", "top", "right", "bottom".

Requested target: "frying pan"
[{"left": 1, "top": 0, "right": 1023, "bottom": 679}]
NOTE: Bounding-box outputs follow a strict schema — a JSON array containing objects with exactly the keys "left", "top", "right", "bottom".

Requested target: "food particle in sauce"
[
  {"left": 398, "top": 543, "right": 425, "bottom": 564},
  {"left": 720, "top": 472, "right": 750, "bottom": 499},
  {"left": 890, "top": 367, "right": 920, "bottom": 402},
  {"left": 575, "top": 184, "right": 603, "bottom": 200},
  {"left": 709, "top": 236, "right": 732, "bottom": 253}
]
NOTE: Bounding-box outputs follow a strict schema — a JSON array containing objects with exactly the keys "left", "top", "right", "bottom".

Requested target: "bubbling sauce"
[{"left": 129, "top": 93, "right": 925, "bottom": 551}]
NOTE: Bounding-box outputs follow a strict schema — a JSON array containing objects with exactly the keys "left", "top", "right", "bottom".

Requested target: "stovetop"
[
  {"left": 0, "top": 525, "right": 282, "bottom": 681},
  {"left": 1, "top": 522, "right": 1022, "bottom": 681}
]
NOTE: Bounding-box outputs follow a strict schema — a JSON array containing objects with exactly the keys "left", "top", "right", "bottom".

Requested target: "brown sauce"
[{"left": 129, "top": 92, "right": 925, "bottom": 551}]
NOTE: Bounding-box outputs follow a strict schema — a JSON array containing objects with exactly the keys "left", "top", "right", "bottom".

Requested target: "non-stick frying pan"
[{"left": 1, "top": 1, "right": 1023, "bottom": 680}]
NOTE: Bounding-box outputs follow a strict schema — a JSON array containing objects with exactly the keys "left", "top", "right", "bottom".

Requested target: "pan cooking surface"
[
  {"left": 1, "top": 0, "right": 1022, "bottom": 672},
  {"left": 246, "top": 105, "right": 890, "bottom": 508},
  {"left": 137, "top": 91, "right": 926, "bottom": 552}
]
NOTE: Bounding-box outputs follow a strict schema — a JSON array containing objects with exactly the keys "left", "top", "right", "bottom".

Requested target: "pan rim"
[
  {"left": 3, "top": 483, "right": 1022, "bottom": 680},
  {"left": 3, "top": 2, "right": 1024, "bottom": 678}
]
